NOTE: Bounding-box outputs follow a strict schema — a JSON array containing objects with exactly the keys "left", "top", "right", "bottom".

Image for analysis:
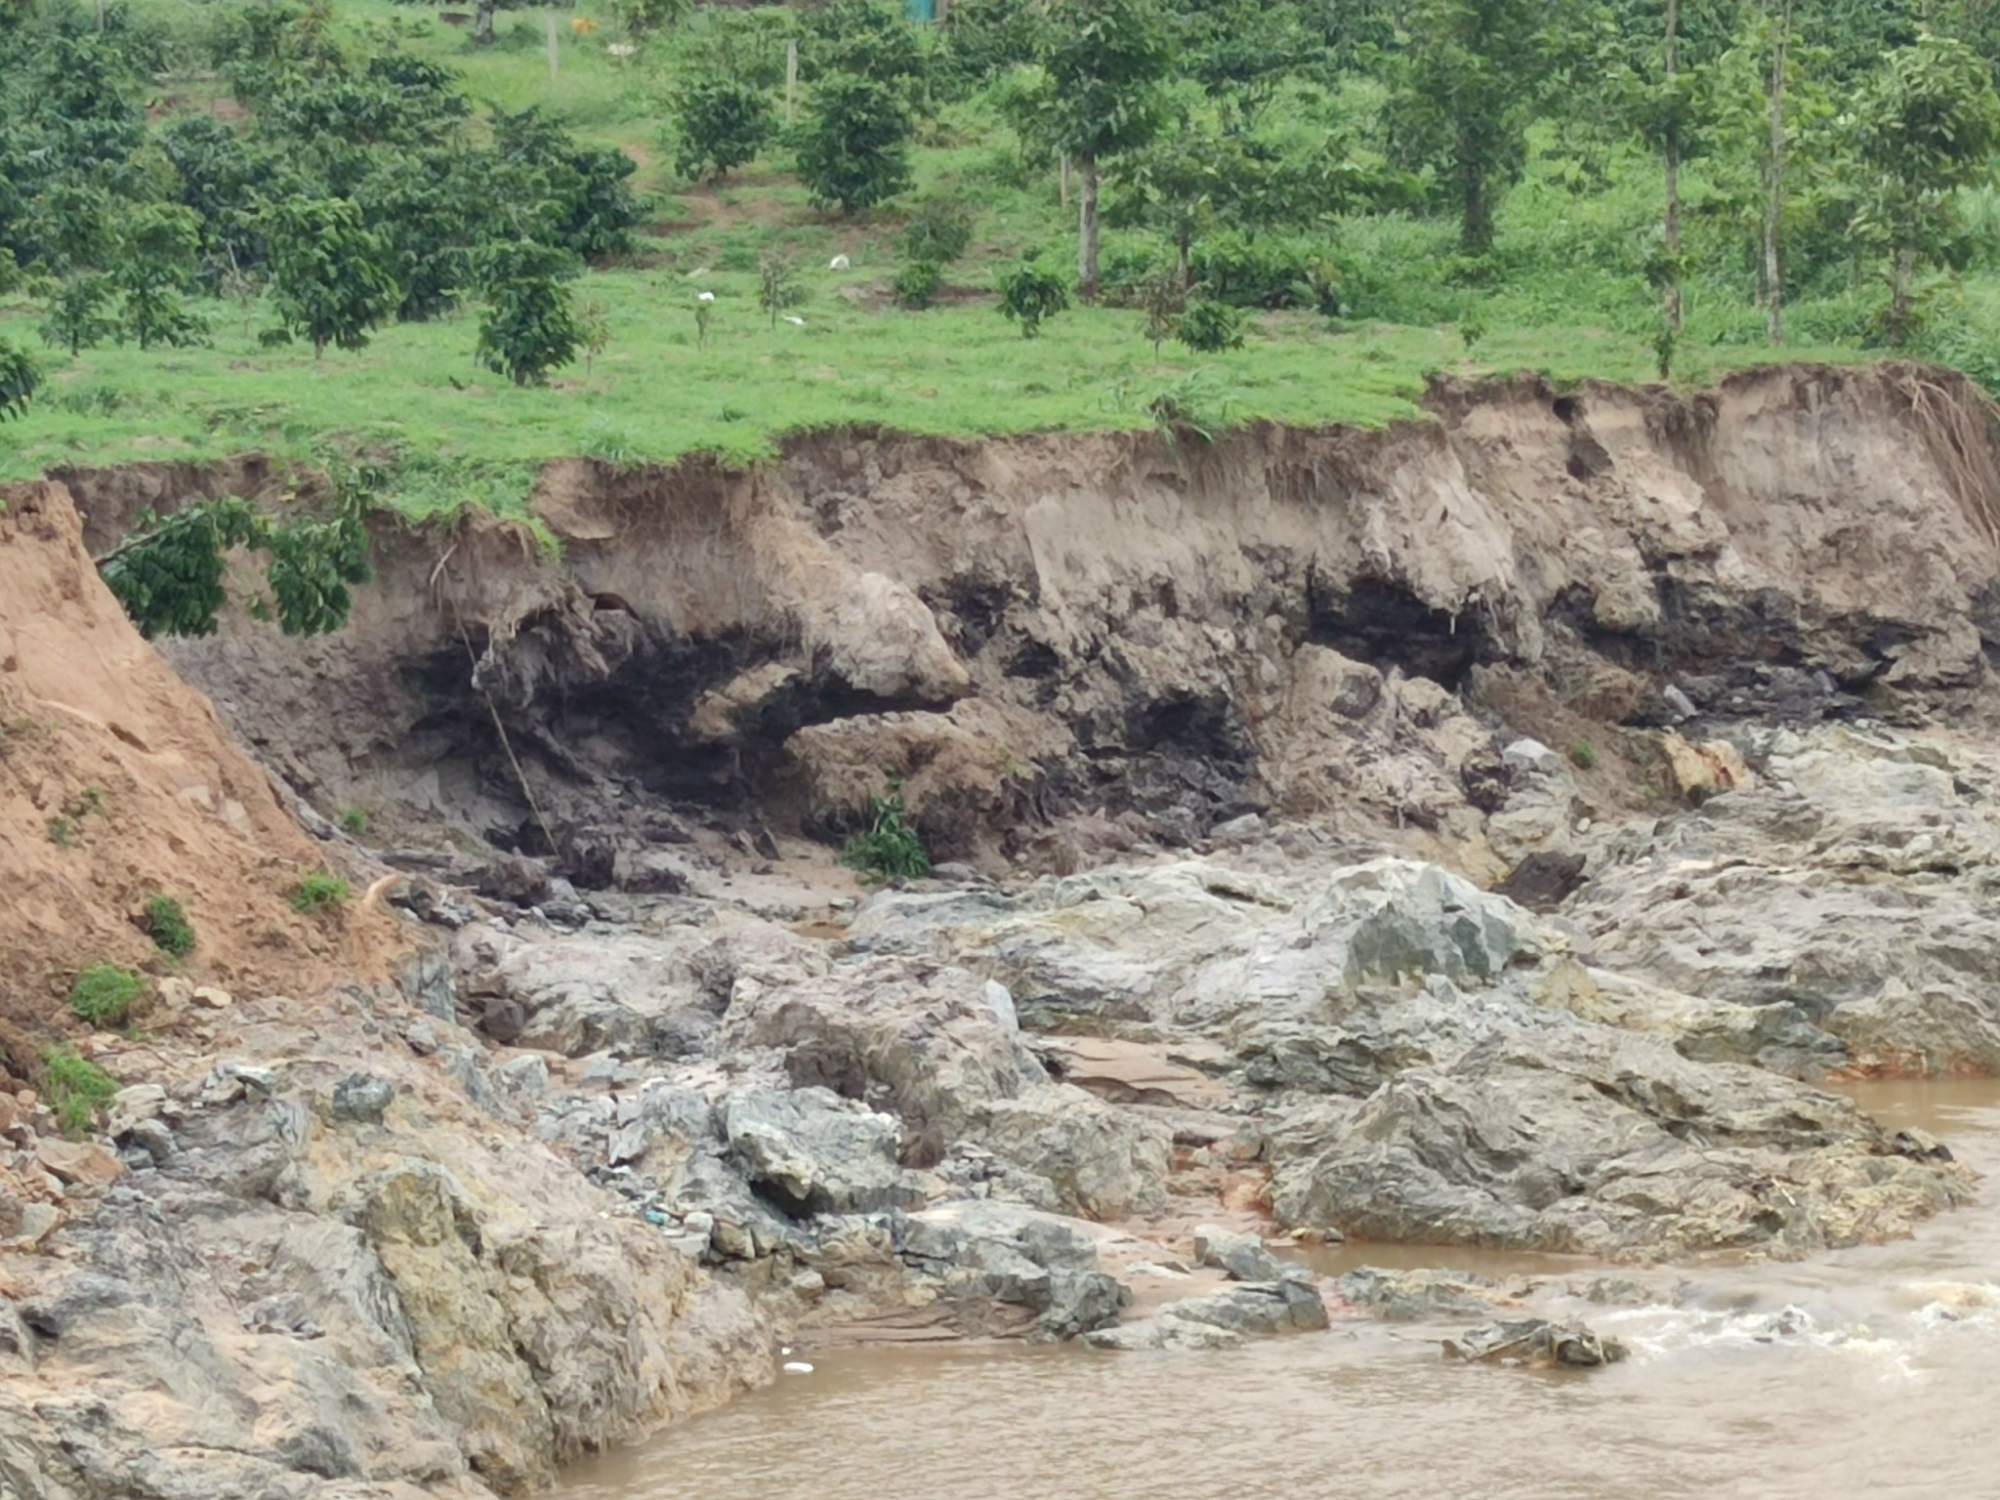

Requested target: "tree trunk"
[
  {"left": 474, "top": 0, "right": 495, "bottom": 46},
  {"left": 1077, "top": 150, "right": 1100, "bottom": 302},
  {"left": 1460, "top": 152, "right": 1491, "bottom": 256},
  {"left": 1762, "top": 0, "right": 1791, "bottom": 345},
  {"left": 1889, "top": 245, "right": 1915, "bottom": 347},
  {"left": 1663, "top": 0, "right": 1682, "bottom": 333}
]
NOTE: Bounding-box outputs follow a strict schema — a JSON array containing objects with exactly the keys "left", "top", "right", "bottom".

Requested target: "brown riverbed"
[{"left": 556, "top": 1080, "right": 2000, "bottom": 1500}]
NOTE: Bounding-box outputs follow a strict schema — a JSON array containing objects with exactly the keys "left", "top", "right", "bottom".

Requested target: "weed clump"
[
  {"left": 68, "top": 963, "right": 145, "bottom": 1028},
  {"left": 1570, "top": 739, "right": 1599, "bottom": 770},
  {"left": 144, "top": 894, "right": 196, "bottom": 958},
  {"left": 43, "top": 1046, "right": 118, "bottom": 1136},
  {"left": 338, "top": 806, "right": 369, "bottom": 836},
  {"left": 839, "top": 792, "right": 931, "bottom": 882},
  {"left": 290, "top": 870, "right": 352, "bottom": 912}
]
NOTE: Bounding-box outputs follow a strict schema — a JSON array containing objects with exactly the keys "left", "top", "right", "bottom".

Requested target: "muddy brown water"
[{"left": 557, "top": 1081, "right": 2000, "bottom": 1500}]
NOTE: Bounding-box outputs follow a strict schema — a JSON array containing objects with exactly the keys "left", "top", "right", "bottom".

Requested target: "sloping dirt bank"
[{"left": 56, "top": 362, "right": 2000, "bottom": 886}]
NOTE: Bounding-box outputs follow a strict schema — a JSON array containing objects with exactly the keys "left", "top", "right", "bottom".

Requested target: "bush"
[
  {"left": 144, "top": 894, "right": 196, "bottom": 958},
  {"left": 290, "top": 870, "right": 352, "bottom": 912},
  {"left": 797, "top": 71, "right": 914, "bottom": 215},
  {"left": 1176, "top": 297, "right": 1246, "bottom": 352},
  {"left": 1186, "top": 230, "right": 1326, "bottom": 308},
  {"left": 901, "top": 195, "right": 974, "bottom": 265},
  {"left": 998, "top": 261, "right": 1069, "bottom": 338},
  {"left": 338, "top": 806, "right": 369, "bottom": 835},
  {"left": 674, "top": 76, "right": 774, "bottom": 184},
  {"left": 43, "top": 1047, "right": 118, "bottom": 1137},
  {"left": 1570, "top": 739, "right": 1599, "bottom": 771},
  {"left": 476, "top": 240, "right": 582, "bottom": 386},
  {"left": 839, "top": 793, "right": 931, "bottom": 881},
  {"left": 893, "top": 258, "right": 944, "bottom": 309},
  {"left": 68, "top": 964, "right": 145, "bottom": 1027}
]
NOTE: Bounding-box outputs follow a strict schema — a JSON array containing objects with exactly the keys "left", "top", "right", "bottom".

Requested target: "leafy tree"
[
  {"left": 41, "top": 272, "right": 116, "bottom": 355},
  {"left": 1851, "top": 33, "right": 2000, "bottom": 346},
  {"left": 112, "top": 203, "right": 208, "bottom": 350},
  {"left": 157, "top": 114, "right": 281, "bottom": 287},
  {"left": 98, "top": 486, "right": 371, "bottom": 638},
  {"left": 1114, "top": 132, "right": 1226, "bottom": 287},
  {"left": 476, "top": 240, "right": 583, "bottom": 386},
  {"left": 1012, "top": 0, "right": 1174, "bottom": 300},
  {"left": 486, "top": 106, "right": 644, "bottom": 259},
  {"left": 893, "top": 258, "right": 944, "bottom": 308},
  {"left": 901, "top": 195, "right": 975, "bottom": 264},
  {"left": 806, "top": 0, "right": 929, "bottom": 102},
  {"left": 674, "top": 77, "right": 774, "bottom": 183},
  {"left": 758, "top": 254, "right": 802, "bottom": 327},
  {"left": 1386, "top": 0, "right": 1565, "bottom": 255},
  {"left": 1176, "top": 295, "right": 1246, "bottom": 352},
  {"left": 798, "top": 72, "right": 914, "bottom": 214},
  {"left": 264, "top": 195, "right": 399, "bottom": 357},
  {"left": 361, "top": 149, "right": 481, "bottom": 322},
  {"left": 998, "top": 260, "right": 1069, "bottom": 337},
  {"left": 0, "top": 339, "right": 37, "bottom": 421}
]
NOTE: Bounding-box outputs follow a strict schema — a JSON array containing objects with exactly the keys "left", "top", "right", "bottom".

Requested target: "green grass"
[
  {"left": 290, "top": 870, "right": 353, "bottom": 912},
  {"left": 67, "top": 963, "right": 146, "bottom": 1028},
  {"left": 839, "top": 792, "right": 932, "bottom": 881},
  {"left": 144, "top": 894, "right": 197, "bottom": 959},
  {"left": 1, "top": 0, "right": 1970, "bottom": 503},
  {"left": 42, "top": 1046, "right": 119, "bottom": 1136}
]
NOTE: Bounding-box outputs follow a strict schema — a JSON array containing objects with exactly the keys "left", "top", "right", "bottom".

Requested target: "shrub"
[
  {"left": 839, "top": 792, "right": 931, "bottom": 881},
  {"left": 68, "top": 964, "right": 146, "bottom": 1027},
  {"left": 900, "top": 196, "right": 974, "bottom": 265},
  {"left": 997, "top": 261, "right": 1069, "bottom": 338},
  {"left": 338, "top": 806, "right": 369, "bottom": 835},
  {"left": 144, "top": 894, "right": 196, "bottom": 958},
  {"left": 1570, "top": 739, "right": 1599, "bottom": 770},
  {"left": 43, "top": 1047, "right": 118, "bottom": 1137},
  {"left": 797, "top": 71, "right": 914, "bottom": 215},
  {"left": 290, "top": 870, "right": 352, "bottom": 912},
  {"left": 1176, "top": 297, "right": 1246, "bottom": 353},
  {"left": 893, "top": 259, "right": 944, "bottom": 309},
  {"left": 1186, "top": 230, "right": 1325, "bottom": 308},
  {"left": 476, "top": 240, "right": 583, "bottom": 386},
  {"left": 673, "top": 76, "right": 774, "bottom": 183}
]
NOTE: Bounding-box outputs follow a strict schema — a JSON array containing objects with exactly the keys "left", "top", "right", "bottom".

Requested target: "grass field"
[{"left": 0, "top": 0, "right": 1926, "bottom": 518}]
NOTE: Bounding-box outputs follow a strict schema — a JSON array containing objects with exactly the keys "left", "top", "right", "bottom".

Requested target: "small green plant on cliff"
[
  {"left": 42, "top": 1047, "right": 117, "bottom": 1137},
  {"left": 68, "top": 964, "right": 146, "bottom": 1028},
  {"left": 338, "top": 806, "right": 369, "bottom": 836},
  {"left": 144, "top": 894, "right": 197, "bottom": 959},
  {"left": 1570, "top": 738, "right": 1599, "bottom": 771},
  {"left": 839, "top": 792, "right": 931, "bottom": 882},
  {"left": 290, "top": 870, "right": 353, "bottom": 913}
]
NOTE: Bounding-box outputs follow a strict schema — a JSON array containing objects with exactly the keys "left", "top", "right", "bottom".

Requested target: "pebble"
[{"left": 782, "top": 1361, "right": 815, "bottom": 1374}]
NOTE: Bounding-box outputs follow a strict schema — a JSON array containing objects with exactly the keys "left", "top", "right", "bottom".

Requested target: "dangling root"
[{"left": 1896, "top": 366, "right": 2000, "bottom": 552}]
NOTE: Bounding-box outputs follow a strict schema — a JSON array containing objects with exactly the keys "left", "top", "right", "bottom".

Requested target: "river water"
[{"left": 557, "top": 1080, "right": 2000, "bottom": 1500}]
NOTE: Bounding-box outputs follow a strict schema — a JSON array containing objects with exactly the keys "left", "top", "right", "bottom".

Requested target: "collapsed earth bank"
[{"left": 5, "top": 362, "right": 2000, "bottom": 1498}]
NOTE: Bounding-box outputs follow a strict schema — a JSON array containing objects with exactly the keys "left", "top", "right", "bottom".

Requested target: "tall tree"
[
  {"left": 1387, "top": 0, "right": 1561, "bottom": 256},
  {"left": 1014, "top": 0, "right": 1173, "bottom": 299},
  {"left": 1852, "top": 32, "right": 2000, "bottom": 345},
  {"left": 263, "top": 196, "right": 399, "bottom": 357}
]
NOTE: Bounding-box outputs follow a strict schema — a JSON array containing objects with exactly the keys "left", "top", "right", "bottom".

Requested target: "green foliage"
[
  {"left": 674, "top": 76, "right": 774, "bottom": 184},
  {"left": 265, "top": 196, "right": 399, "bottom": 357},
  {"left": 100, "top": 485, "right": 371, "bottom": 639},
  {"left": 758, "top": 255, "right": 802, "bottom": 328},
  {"left": 290, "top": 870, "right": 352, "bottom": 912},
  {"left": 894, "top": 258, "right": 944, "bottom": 309},
  {"left": 1137, "top": 260, "right": 1185, "bottom": 354},
  {"left": 838, "top": 791, "right": 931, "bottom": 881},
  {"left": 0, "top": 338, "right": 36, "bottom": 421},
  {"left": 998, "top": 260, "right": 1070, "bottom": 337},
  {"left": 1176, "top": 296, "right": 1246, "bottom": 352},
  {"left": 901, "top": 196, "right": 975, "bottom": 265},
  {"left": 68, "top": 963, "right": 145, "bottom": 1028},
  {"left": 144, "top": 894, "right": 196, "bottom": 958},
  {"left": 338, "top": 805, "right": 368, "bottom": 835},
  {"left": 798, "top": 72, "right": 915, "bottom": 214},
  {"left": 1013, "top": 0, "right": 1174, "bottom": 163},
  {"left": 41, "top": 272, "right": 116, "bottom": 355},
  {"left": 112, "top": 202, "right": 208, "bottom": 350},
  {"left": 42, "top": 1047, "right": 118, "bottom": 1137},
  {"left": 476, "top": 240, "right": 582, "bottom": 386},
  {"left": 1570, "top": 738, "right": 1599, "bottom": 770}
]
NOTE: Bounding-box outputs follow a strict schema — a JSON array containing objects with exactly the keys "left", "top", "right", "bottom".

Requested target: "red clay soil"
[{"left": 0, "top": 481, "right": 402, "bottom": 1082}]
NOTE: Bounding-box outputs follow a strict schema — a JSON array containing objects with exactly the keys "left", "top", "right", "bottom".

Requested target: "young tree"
[
  {"left": 1013, "top": 0, "right": 1174, "bottom": 300},
  {"left": 1851, "top": 32, "right": 2000, "bottom": 346},
  {"left": 476, "top": 240, "right": 583, "bottom": 386},
  {"left": 674, "top": 77, "right": 774, "bottom": 183},
  {"left": 112, "top": 202, "right": 207, "bottom": 350},
  {"left": 41, "top": 272, "right": 116, "bottom": 355},
  {"left": 798, "top": 72, "right": 914, "bottom": 214},
  {"left": 264, "top": 196, "right": 400, "bottom": 357},
  {"left": 997, "top": 260, "right": 1070, "bottom": 337},
  {"left": 0, "top": 339, "right": 37, "bottom": 421},
  {"left": 1386, "top": 0, "right": 1559, "bottom": 256}
]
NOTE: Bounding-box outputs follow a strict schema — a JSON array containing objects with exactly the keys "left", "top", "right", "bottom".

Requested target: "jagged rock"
[
  {"left": 1657, "top": 732, "right": 1755, "bottom": 804},
  {"left": 328, "top": 1073, "right": 395, "bottom": 1126},
  {"left": 1192, "top": 1224, "right": 1287, "bottom": 1283},
  {"left": 1444, "top": 1318, "right": 1628, "bottom": 1368},
  {"left": 897, "top": 1200, "right": 1128, "bottom": 1340},
  {"left": 34, "top": 1140, "right": 123, "bottom": 1188},
  {"left": 1333, "top": 1267, "right": 1517, "bottom": 1322},
  {"left": 722, "top": 1087, "right": 925, "bottom": 1215},
  {"left": 1090, "top": 1278, "right": 1328, "bottom": 1350}
]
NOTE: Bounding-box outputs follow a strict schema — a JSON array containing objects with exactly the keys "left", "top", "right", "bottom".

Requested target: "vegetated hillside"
[
  {"left": 0, "top": 479, "right": 399, "bottom": 1089},
  {"left": 3, "top": 0, "right": 1999, "bottom": 516}
]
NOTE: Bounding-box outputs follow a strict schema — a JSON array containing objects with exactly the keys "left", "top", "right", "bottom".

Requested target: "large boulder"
[{"left": 722, "top": 1087, "right": 925, "bottom": 1215}]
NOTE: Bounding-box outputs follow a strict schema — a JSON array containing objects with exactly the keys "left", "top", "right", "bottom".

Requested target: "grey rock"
[
  {"left": 1192, "top": 1224, "right": 1287, "bottom": 1283},
  {"left": 1662, "top": 684, "right": 1699, "bottom": 721},
  {"left": 1444, "top": 1318, "right": 1628, "bottom": 1368},
  {"left": 328, "top": 1073, "right": 395, "bottom": 1126},
  {"left": 498, "top": 1055, "right": 550, "bottom": 1096},
  {"left": 1333, "top": 1267, "right": 1511, "bottom": 1322},
  {"left": 722, "top": 1087, "right": 924, "bottom": 1215},
  {"left": 1502, "top": 738, "right": 1563, "bottom": 775},
  {"left": 898, "top": 1200, "right": 1128, "bottom": 1340}
]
